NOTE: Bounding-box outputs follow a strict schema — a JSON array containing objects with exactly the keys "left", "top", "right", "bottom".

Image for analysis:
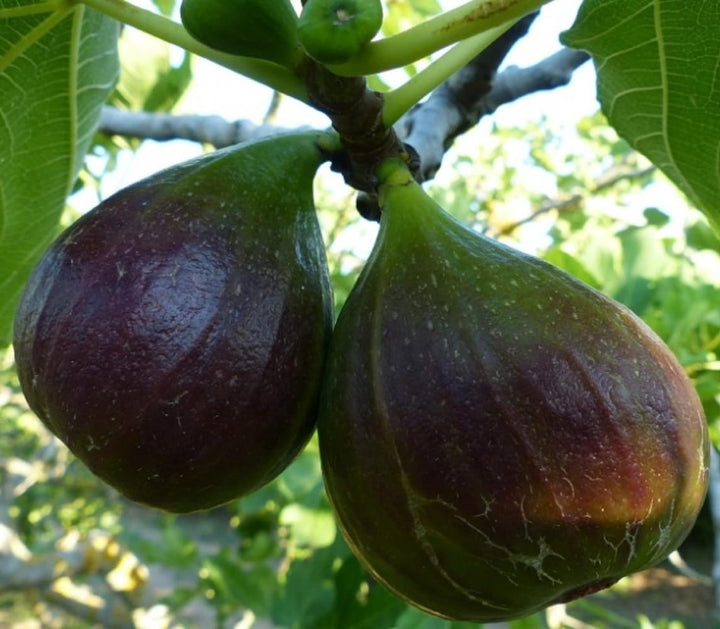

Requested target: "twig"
[
  {"left": 97, "top": 45, "right": 590, "bottom": 188},
  {"left": 263, "top": 91, "right": 284, "bottom": 125},
  {"left": 98, "top": 108, "right": 295, "bottom": 148},
  {"left": 396, "top": 12, "right": 540, "bottom": 180},
  {"left": 397, "top": 45, "right": 590, "bottom": 180},
  {"left": 493, "top": 163, "right": 656, "bottom": 237}
]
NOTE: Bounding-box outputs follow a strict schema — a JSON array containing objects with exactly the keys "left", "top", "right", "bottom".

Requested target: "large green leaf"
[
  {"left": 562, "top": 0, "right": 720, "bottom": 230},
  {"left": 0, "top": 1, "right": 119, "bottom": 347}
]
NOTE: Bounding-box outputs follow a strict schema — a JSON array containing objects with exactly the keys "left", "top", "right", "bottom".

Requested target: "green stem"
[
  {"left": 0, "top": 1, "right": 57, "bottom": 18},
  {"left": 376, "top": 157, "right": 415, "bottom": 188},
  {"left": 382, "top": 20, "right": 517, "bottom": 126},
  {"left": 329, "top": 0, "right": 551, "bottom": 76},
  {"left": 76, "top": 0, "right": 309, "bottom": 103}
]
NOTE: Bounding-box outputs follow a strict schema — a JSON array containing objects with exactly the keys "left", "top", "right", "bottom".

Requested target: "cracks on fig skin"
[
  {"left": 452, "top": 497, "right": 565, "bottom": 586},
  {"left": 648, "top": 497, "right": 678, "bottom": 566},
  {"left": 367, "top": 268, "right": 510, "bottom": 612},
  {"left": 602, "top": 502, "right": 652, "bottom": 570},
  {"left": 396, "top": 470, "right": 514, "bottom": 611}
]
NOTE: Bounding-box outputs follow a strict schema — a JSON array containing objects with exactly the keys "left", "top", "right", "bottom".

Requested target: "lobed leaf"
[
  {"left": 562, "top": 0, "right": 720, "bottom": 230},
  {"left": 0, "top": 0, "right": 119, "bottom": 347}
]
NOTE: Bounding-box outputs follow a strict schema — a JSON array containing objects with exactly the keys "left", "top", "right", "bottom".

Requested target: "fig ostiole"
[
  {"left": 13, "top": 131, "right": 333, "bottom": 513},
  {"left": 181, "top": 0, "right": 301, "bottom": 68},
  {"left": 298, "top": 0, "right": 383, "bottom": 64},
  {"left": 317, "top": 160, "right": 709, "bottom": 621}
]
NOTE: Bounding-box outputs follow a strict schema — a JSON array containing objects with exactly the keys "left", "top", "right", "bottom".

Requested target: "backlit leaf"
[
  {"left": 0, "top": 0, "right": 119, "bottom": 346},
  {"left": 562, "top": 0, "right": 720, "bottom": 230}
]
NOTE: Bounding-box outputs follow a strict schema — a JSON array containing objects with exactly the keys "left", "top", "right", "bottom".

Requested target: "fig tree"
[
  {"left": 14, "top": 132, "right": 333, "bottom": 513},
  {"left": 318, "top": 161, "right": 709, "bottom": 621}
]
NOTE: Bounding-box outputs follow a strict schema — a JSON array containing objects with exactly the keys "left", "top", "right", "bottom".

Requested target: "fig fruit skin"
[
  {"left": 298, "top": 0, "right": 383, "bottom": 64},
  {"left": 180, "top": 0, "right": 301, "bottom": 68},
  {"left": 14, "top": 132, "right": 333, "bottom": 513},
  {"left": 317, "top": 168, "right": 709, "bottom": 621}
]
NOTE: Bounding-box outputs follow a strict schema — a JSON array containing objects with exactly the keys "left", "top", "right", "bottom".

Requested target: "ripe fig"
[
  {"left": 318, "top": 161, "right": 709, "bottom": 621},
  {"left": 180, "top": 0, "right": 301, "bottom": 68},
  {"left": 14, "top": 132, "right": 333, "bottom": 513},
  {"left": 298, "top": 0, "right": 383, "bottom": 64}
]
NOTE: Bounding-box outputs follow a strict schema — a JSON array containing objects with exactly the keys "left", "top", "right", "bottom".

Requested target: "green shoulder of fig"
[
  {"left": 13, "top": 131, "right": 333, "bottom": 513},
  {"left": 181, "top": 0, "right": 301, "bottom": 68},
  {"left": 317, "top": 160, "right": 709, "bottom": 621},
  {"left": 298, "top": 0, "right": 383, "bottom": 64}
]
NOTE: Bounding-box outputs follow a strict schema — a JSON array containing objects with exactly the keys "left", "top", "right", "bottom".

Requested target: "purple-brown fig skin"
[
  {"left": 317, "top": 182, "right": 709, "bottom": 621},
  {"left": 14, "top": 133, "right": 333, "bottom": 513}
]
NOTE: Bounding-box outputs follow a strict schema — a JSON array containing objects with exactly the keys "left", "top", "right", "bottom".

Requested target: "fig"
[
  {"left": 317, "top": 161, "right": 709, "bottom": 621},
  {"left": 180, "top": 0, "right": 301, "bottom": 68},
  {"left": 13, "top": 131, "right": 333, "bottom": 513},
  {"left": 298, "top": 0, "right": 383, "bottom": 64}
]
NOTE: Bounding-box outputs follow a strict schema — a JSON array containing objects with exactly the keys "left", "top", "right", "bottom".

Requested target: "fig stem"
[
  {"left": 375, "top": 157, "right": 414, "bottom": 190},
  {"left": 76, "top": 0, "right": 310, "bottom": 103},
  {"left": 382, "top": 21, "right": 517, "bottom": 126},
  {"left": 316, "top": 129, "right": 344, "bottom": 154},
  {"left": 326, "top": 0, "right": 551, "bottom": 76}
]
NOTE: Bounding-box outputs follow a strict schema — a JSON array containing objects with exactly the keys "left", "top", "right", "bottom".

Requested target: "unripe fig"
[
  {"left": 14, "top": 132, "right": 333, "bottom": 513},
  {"left": 181, "top": 0, "right": 301, "bottom": 68},
  {"left": 318, "top": 162, "right": 709, "bottom": 621},
  {"left": 298, "top": 0, "right": 382, "bottom": 64}
]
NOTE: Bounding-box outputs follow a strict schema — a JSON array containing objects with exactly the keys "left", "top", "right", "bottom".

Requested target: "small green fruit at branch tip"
[
  {"left": 14, "top": 132, "right": 333, "bottom": 513},
  {"left": 180, "top": 0, "right": 301, "bottom": 68},
  {"left": 318, "top": 165, "right": 709, "bottom": 621},
  {"left": 298, "top": 0, "right": 383, "bottom": 64}
]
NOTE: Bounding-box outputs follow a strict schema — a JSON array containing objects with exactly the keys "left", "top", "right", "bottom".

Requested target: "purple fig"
[
  {"left": 317, "top": 161, "right": 709, "bottom": 621},
  {"left": 14, "top": 132, "right": 333, "bottom": 513}
]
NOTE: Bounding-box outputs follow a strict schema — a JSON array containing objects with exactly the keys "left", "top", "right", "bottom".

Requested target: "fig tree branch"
[
  {"left": 492, "top": 162, "right": 656, "bottom": 238},
  {"left": 98, "top": 108, "right": 291, "bottom": 147},
  {"left": 396, "top": 46, "right": 591, "bottom": 181},
  {"left": 97, "top": 44, "right": 589, "bottom": 185},
  {"left": 382, "top": 20, "right": 521, "bottom": 127}
]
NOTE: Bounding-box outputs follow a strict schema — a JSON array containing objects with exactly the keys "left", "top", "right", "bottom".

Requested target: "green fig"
[
  {"left": 180, "top": 0, "right": 301, "bottom": 68},
  {"left": 317, "top": 161, "right": 709, "bottom": 621},
  {"left": 298, "top": 0, "right": 383, "bottom": 64},
  {"left": 14, "top": 132, "right": 333, "bottom": 513}
]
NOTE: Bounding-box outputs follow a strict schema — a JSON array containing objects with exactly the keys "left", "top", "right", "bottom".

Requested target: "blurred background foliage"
[{"left": 1, "top": 107, "right": 717, "bottom": 628}]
